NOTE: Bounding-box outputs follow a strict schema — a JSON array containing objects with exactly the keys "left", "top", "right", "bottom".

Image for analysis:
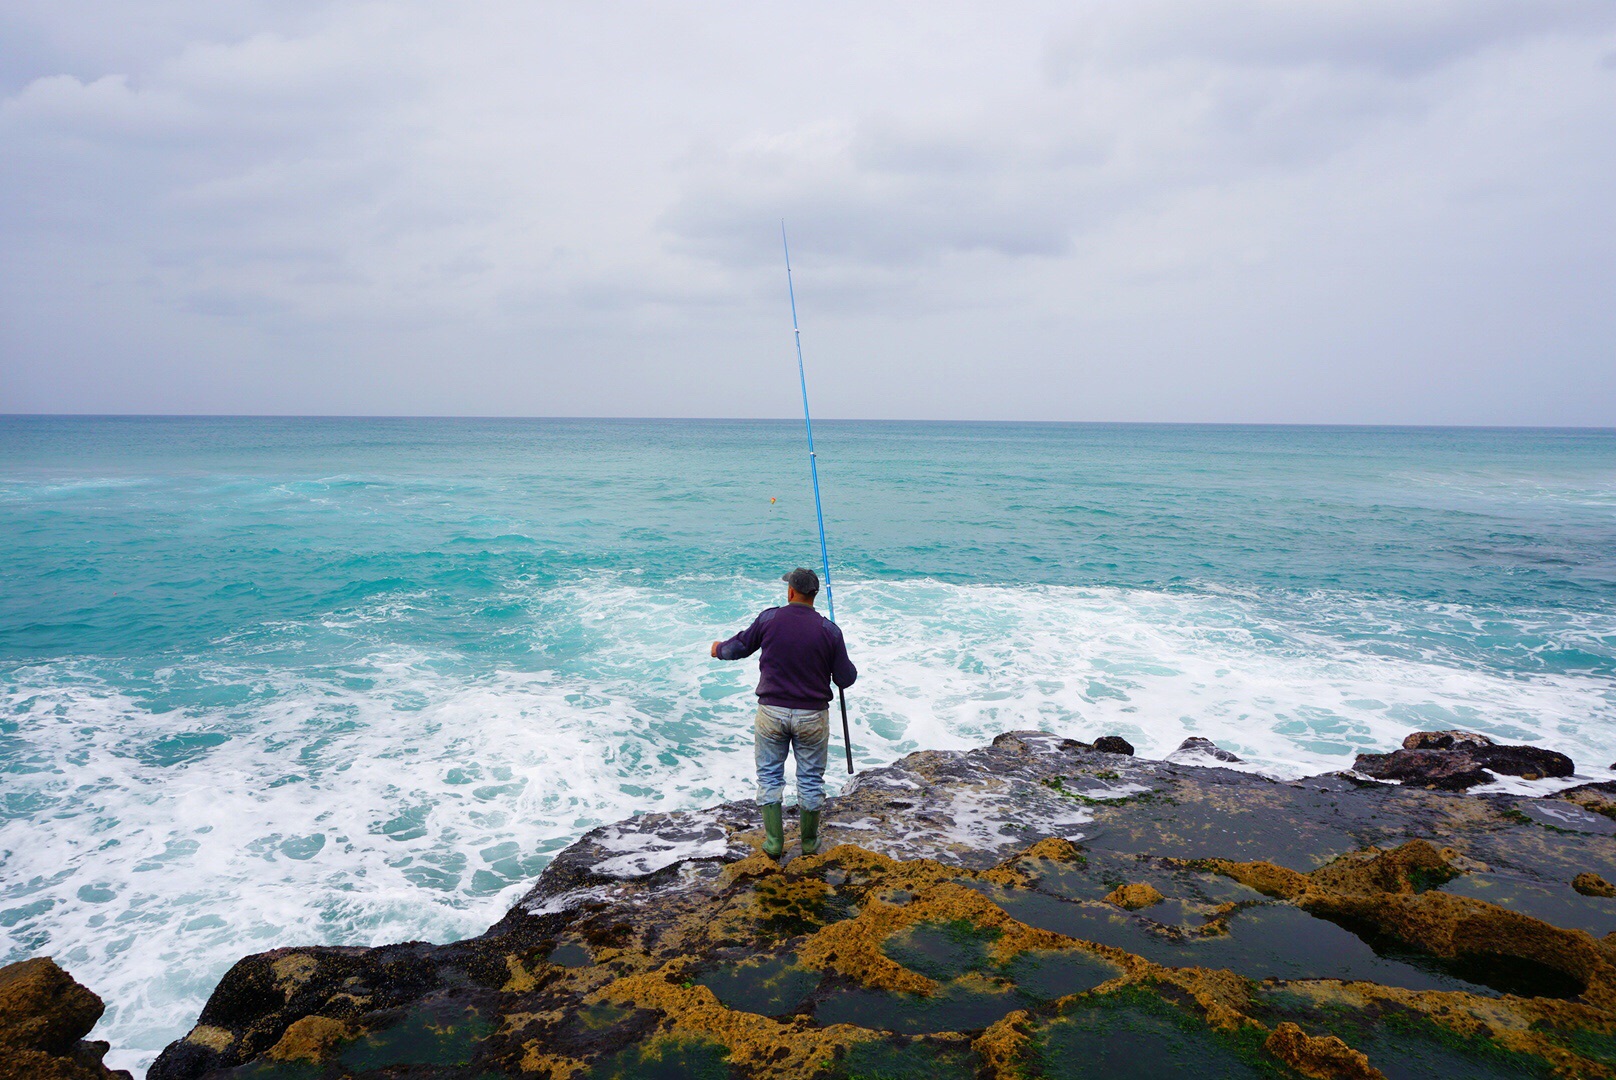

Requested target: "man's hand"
[{"left": 710, "top": 640, "right": 722, "bottom": 658}]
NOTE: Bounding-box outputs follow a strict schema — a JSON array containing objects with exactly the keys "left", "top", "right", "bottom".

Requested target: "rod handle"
[{"left": 838, "top": 687, "right": 854, "bottom": 774}]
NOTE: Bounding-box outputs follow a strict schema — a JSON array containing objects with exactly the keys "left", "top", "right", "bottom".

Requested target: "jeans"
[{"left": 754, "top": 704, "right": 830, "bottom": 811}]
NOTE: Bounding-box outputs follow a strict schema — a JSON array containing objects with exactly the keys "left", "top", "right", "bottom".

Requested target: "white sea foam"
[
  {"left": 1079, "top": 783, "right": 1153, "bottom": 800},
  {"left": 836, "top": 579, "right": 1616, "bottom": 781},
  {"left": 590, "top": 825, "right": 733, "bottom": 878},
  {"left": 3, "top": 573, "right": 1614, "bottom": 1075},
  {"left": 523, "top": 886, "right": 614, "bottom": 916},
  {"left": 1469, "top": 772, "right": 1607, "bottom": 798}
]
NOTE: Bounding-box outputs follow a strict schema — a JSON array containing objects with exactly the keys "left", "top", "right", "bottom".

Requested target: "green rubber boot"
[
  {"left": 799, "top": 807, "right": 821, "bottom": 856},
  {"left": 760, "top": 802, "right": 784, "bottom": 858}
]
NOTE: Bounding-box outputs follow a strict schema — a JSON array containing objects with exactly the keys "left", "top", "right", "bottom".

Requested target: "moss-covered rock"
[
  {"left": 0, "top": 958, "right": 131, "bottom": 1080},
  {"left": 147, "top": 730, "right": 1616, "bottom": 1079},
  {"left": 1104, "top": 883, "right": 1166, "bottom": 911}
]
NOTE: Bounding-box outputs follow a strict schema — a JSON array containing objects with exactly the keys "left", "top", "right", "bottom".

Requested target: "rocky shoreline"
[{"left": 11, "top": 729, "right": 1616, "bottom": 1078}]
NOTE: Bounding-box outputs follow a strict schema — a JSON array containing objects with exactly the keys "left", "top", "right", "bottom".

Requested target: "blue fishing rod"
[{"left": 782, "top": 223, "right": 855, "bottom": 774}]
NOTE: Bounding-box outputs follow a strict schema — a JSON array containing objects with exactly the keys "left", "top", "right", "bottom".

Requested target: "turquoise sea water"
[{"left": 3, "top": 416, "right": 1615, "bottom": 1072}]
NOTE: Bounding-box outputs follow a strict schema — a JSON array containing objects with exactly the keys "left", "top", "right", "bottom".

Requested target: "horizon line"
[{"left": 1, "top": 413, "right": 1613, "bottom": 433}]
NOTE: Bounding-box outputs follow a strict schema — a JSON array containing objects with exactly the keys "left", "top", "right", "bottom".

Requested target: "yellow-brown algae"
[
  {"left": 796, "top": 896, "right": 937, "bottom": 994},
  {"left": 1263, "top": 1021, "right": 1385, "bottom": 1080},
  {"left": 1205, "top": 840, "right": 1616, "bottom": 1011},
  {"left": 270, "top": 954, "right": 320, "bottom": 999},
  {"left": 517, "top": 1045, "right": 588, "bottom": 1078},
  {"left": 972, "top": 1010, "right": 1033, "bottom": 1080},
  {"left": 497, "top": 1008, "right": 564, "bottom": 1035},
  {"left": 981, "top": 837, "right": 1086, "bottom": 888},
  {"left": 1206, "top": 858, "right": 1311, "bottom": 900},
  {"left": 265, "top": 1015, "right": 349, "bottom": 1063},
  {"left": 721, "top": 851, "right": 783, "bottom": 885},
  {"left": 592, "top": 968, "right": 874, "bottom": 1075},
  {"left": 1149, "top": 968, "right": 1256, "bottom": 1032},
  {"left": 1104, "top": 882, "right": 1166, "bottom": 911},
  {"left": 183, "top": 1025, "right": 236, "bottom": 1052},
  {"left": 502, "top": 954, "right": 540, "bottom": 993},
  {"left": 1306, "top": 840, "right": 1454, "bottom": 896},
  {"left": 1017, "top": 837, "right": 1084, "bottom": 863},
  {"left": 1276, "top": 979, "right": 1616, "bottom": 1076},
  {"left": 1575, "top": 872, "right": 1616, "bottom": 898}
]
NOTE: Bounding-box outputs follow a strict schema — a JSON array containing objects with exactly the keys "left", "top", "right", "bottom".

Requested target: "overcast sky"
[{"left": 2, "top": 2, "right": 1613, "bottom": 423}]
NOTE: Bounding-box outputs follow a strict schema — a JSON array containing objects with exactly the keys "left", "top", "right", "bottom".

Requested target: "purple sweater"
[{"left": 717, "top": 602, "right": 858, "bottom": 710}]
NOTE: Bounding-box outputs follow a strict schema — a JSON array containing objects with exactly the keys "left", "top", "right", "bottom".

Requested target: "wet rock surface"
[
  {"left": 1355, "top": 731, "right": 1576, "bottom": 791},
  {"left": 1167, "top": 736, "right": 1244, "bottom": 765},
  {"left": 1091, "top": 736, "right": 1134, "bottom": 756},
  {"left": 147, "top": 730, "right": 1616, "bottom": 1079},
  {"left": 0, "top": 958, "right": 132, "bottom": 1080},
  {"left": 1402, "top": 730, "right": 1496, "bottom": 752}
]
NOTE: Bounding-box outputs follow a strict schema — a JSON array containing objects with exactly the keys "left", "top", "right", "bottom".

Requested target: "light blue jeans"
[{"left": 754, "top": 704, "right": 830, "bottom": 811}]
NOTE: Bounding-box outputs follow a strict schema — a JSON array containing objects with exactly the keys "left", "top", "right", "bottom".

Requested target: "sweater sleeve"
[
  {"left": 716, "top": 609, "right": 771, "bottom": 661},
  {"left": 830, "top": 625, "right": 858, "bottom": 689}
]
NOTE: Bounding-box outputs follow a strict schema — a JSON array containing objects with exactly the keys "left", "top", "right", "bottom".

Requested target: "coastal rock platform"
[{"left": 135, "top": 731, "right": 1616, "bottom": 1079}]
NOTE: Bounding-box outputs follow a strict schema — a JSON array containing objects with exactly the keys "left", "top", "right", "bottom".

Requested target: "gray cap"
[{"left": 782, "top": 567, "right": 820, "bottom": 596}]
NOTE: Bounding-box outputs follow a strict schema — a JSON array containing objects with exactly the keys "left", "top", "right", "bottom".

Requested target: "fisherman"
[{"left": 709, "top": 567, "right": 857, "bottom": 858}]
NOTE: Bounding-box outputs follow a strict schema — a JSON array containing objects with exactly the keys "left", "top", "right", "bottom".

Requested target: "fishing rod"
[{"left": 782, "top": 222, "right": 855, "bottom": 775}]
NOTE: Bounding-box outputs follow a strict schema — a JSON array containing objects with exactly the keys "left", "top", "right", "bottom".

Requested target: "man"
[{"left": 709, "top": 567, "right": 857, "bottom": 858}]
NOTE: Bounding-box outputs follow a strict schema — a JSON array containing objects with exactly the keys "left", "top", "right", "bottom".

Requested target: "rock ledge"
[{"left": 133, "top": 728, "right": 1616, "bottom": 1080}]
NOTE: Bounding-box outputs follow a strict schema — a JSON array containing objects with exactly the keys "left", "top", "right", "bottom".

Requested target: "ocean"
[{"left": 2, "top": 416, "right": 1614, "bottom": 1074}]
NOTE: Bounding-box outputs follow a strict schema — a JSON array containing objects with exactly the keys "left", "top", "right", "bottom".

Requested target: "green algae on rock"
[{"left": 145, "top": 731, "right": 1616, "bottom": 1079}]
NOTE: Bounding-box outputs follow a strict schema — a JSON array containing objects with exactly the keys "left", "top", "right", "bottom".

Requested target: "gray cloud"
[
  {"left": 1, "top": 2, "right": 1613, "bottom": 423},
  {"left": 1053, "top": 0, "right": 1616, "bottom": 75}
]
